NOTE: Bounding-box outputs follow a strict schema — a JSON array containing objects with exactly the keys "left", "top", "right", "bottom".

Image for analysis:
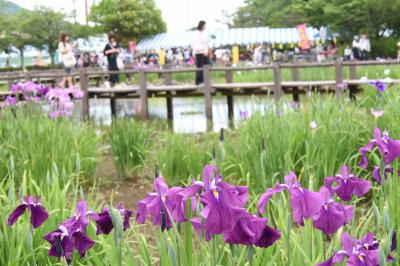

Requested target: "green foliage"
[
  {"left": 1, "top": 72, "right": 400, "bottom": 265},
  {"left": 233, "top": 0, "right": 400, "bottom": 56},
  {"left": 24, "top": 7, "right": 68, "bottom": 65},
  {"left": 233, "top": 0, "right": 307, "bottom": 27},
  {"left": 222, "top": 91, "right": 400, "bottom": 193},
  {"left": 0, "top": 105, "right": 101, "bottom": 186},
  {"left": 156, "top": 132, "right": 213, "bottom": 185},
  {"left": 0, "top": 4, "right": 96, "bottom": 66},
  {"left": 90, "top": 0, "right": 167, "bottom": 45},
  {"left": 108, "top": 119, "right": 153, "bottom": 178}
]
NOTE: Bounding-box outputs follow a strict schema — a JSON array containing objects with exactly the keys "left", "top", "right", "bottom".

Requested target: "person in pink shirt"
[{"left": 193, "top": 21, "right": 210, "bottom": 85}]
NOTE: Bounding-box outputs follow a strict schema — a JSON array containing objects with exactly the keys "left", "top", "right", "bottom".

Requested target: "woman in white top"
[
  {"left": 193, "top": 21, "right": 210, "bottom": 85},
  {"left": 58, "top": 32, "right": 76, "bottom": 88}
]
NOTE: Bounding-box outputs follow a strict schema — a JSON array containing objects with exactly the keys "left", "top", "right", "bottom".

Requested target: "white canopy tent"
[{"left": 137, "top": 26, "right": 329, "bottom": 51}]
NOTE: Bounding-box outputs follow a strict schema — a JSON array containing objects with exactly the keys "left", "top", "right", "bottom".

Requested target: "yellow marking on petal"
[
  {"left": 364, "top": 244, "right": 369, "bottom": 250},
  {"left": 213, "top": 189, "right": 219, "bottom": 199},
  {"left": 324, "top": 204, "right": 328, "bottom": 210},
  {"left": 75, "top": 215, "right": 80, "bottom": 221},
  {"left": 358, "top": 256, "right": 364, "bottom": 262},
  {"left": 61, "top": 235, "right": 65, "bottom": 241},
  {"left": 161, "top": 195, "right": 166, "bottom": 203}
]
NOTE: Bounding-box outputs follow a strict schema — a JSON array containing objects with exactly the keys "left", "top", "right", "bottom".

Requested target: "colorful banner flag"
[
  {"left": 297, "top": 24, "right": 311, "bottom": 50},
  {"left": 232, "top": 46, "right": 239, "bottom": 65}
]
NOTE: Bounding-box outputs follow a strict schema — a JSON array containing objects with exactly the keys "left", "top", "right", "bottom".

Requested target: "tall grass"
[
  {"left": 108, "top": 119, "right": 153, "bottom": 178},
  {"left": 0, "top": 160, "right": 147, "bottom": 266},
  {"left": 156, "top": 132, "right": 214, "bottom": 185},
  {"left": 0, "top": 105, "right": 100, "bottom": 186},
  {"left": 223, "top": 91, "right": 400, "bottom": 193},
  {"left": 1, "top": 81, "right": 399, "bottom": 265}
]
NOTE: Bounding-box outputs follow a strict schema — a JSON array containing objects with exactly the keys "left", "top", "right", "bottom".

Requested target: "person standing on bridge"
[
  {"left": 104, "top": 32, "right": 121, "bottom": 87},
  {"left": 58, "top": 32, "right": 76, "bottom": 88},
  {"left": 193, "top": 21, "right": 210, "bottom": 85}
]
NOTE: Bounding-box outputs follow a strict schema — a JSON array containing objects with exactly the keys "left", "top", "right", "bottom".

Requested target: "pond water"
[{"left": 88, "top": 95, "right": 276, "bottom": 133}]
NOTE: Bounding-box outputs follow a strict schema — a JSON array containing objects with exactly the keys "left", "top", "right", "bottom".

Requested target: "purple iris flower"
[
  {"left": 258, "top": 172, "right": 323, "bottom": 226},
  {"left": 44, "top": 200, "right": 96, "bottom": 260},
  {"left": 359, "top": 128, "right": 400, "bottom": 169},
  {"left": 336, "top": 82, "right": 348, "bottom": 91},
  {"left": 60, "top": 200, "right": 92, "bottom": 235},
  {"left": 43, "top": 226, "right": 95, "bottom": 260},
  {"left": 43, "top": 228, "right": 74, "bottom": 261},
  {"left": 372, "top": 165, "right": 398, "bottom": 184},
  {"left": 66, "top": 87, "right": 84, "bottom": 99},
  {"left": 136, "top": 176, "right": 185, "bottom": 231},
  {"left": 8, "top": 196, "right": 49, "bottom": 229},
  {"left": 36, "top": 84, "right": 50, "bottom": 96},
  {"left": 178, "top": 165, "right": 248, "bottom": 240},
  {"left": 2, "top": 96, "right": 18, "bottom": 108},
  {"left": 10, "top": 83, "right": 22, "bottom": 94},
  {"left": 316, "top": 232, "right": 380, "bottom": 266},
  {"left": 91, "top": 203, "right": 133, "bottom": 235},
  {"left": 46, "top": 88, "right": 70, "bottom": 102},
  {"left": 223, "top": 212, "right": 281, "bottom": 248},
  {"left": 324, "top": 165, "right": 371, "bottom": 201},
  {"left": 21, "top": 81, "right": 38, "bottom": 100},
  {"left": 369, "top": 80, "right": 387, "bottom": 93},
  {"left": 46, "top": 88, "right": 75, "bottom": 118},
  {"left": 240, "top": 109, "right": 249, "bottom": 120},
  {"left": 276, "top": 108, "right": 282, "bottom": 117},
  {"left": 311, "top": 187, "right": 353, "bottom": 235}
]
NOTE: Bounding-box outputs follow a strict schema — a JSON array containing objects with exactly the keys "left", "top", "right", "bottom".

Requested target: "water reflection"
[{"left": 89, "top": 96, "right": 275, "bottom": 133}]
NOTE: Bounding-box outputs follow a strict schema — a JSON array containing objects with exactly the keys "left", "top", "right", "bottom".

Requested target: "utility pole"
[
  {"left": 72, "top": 0, "right": 77, "bottom": 24},
  {"left": 85, "top": 0, "right": 89, "bottom": 25},
  {"left": 186, "top": 0, "right": 190, "bottom": 30}
]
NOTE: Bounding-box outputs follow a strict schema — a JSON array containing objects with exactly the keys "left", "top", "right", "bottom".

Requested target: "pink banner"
[{"left": 297, "top": 24, "right": 311, "bottom": 50}]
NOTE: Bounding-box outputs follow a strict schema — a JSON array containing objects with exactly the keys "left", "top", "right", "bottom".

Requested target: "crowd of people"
[
  {"left": 56, "top": 22, "right": 384, "bottom": 88},
  {"left": 348, "top": 34, "right": 371, "bottom": 60}
]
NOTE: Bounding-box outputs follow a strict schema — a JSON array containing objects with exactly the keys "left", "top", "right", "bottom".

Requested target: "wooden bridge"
[{"left": 1, "top": 60, "right": 400, "bottom": 128}]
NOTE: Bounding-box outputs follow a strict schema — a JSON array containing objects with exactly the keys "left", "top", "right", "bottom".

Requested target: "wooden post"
[
  {"left": 7, "top": 79, "right": 13, "bottom": 90},
  {"left": 110, "top": 94, "right": 117, "bottom": 118},
  {"left": 349, "top": 64, "right": 357, "bottom": 100},
  {"left": 203, "top": 65, "right": 213, "bottom": 131},
  {"left": 79, "top": 69, "right": 90, "bottom": 121},
  {"left": 291, "top": 66, "right": 300, "bottom": 102},
  {"left": 139, "top": 69, "right": 149, "bottom": 119},
  {"left": 273, "top": 63, "right": 282, "bottom": 103},
  {"left": 349, "top": 64, "right": 356, "bottom": 80},
  {"left": 164, "top": 72, "right": 173, "bottom": 121},
  {"left": 225, "top": 68, "right": 234, "bottom": 122},
  {"left": 335, "top": 60, "right": 343, "bottom": 100}
]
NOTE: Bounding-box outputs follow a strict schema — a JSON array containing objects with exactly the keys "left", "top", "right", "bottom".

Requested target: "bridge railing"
[{"left": 1, "top": 60, "right": 400, "bottom": 123}]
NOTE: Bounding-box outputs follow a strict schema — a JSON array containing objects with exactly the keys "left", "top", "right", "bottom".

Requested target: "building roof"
[{"left": 137, "top": 26, "right": 327, "bottom": 51}]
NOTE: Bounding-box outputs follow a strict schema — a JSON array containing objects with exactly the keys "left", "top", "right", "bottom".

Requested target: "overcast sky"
[{"left": 12, "top": 0, "right": 244, "bottom": 31}]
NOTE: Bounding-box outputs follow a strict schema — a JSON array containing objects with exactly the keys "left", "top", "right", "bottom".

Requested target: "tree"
[
  {"left": 0, "top": 16, "right": 12, "bottom": 54},
  {"left": 233, "top": 0, "right": 308, "bottom": 28},
  {"left": 90, "top": 0, "right": 166, "bottom": 45},
  {"left": 303, "top": 0, "right": 400, "bottom": 41},
  {"left": 25, "top": 7, "right": 68, "bottom": 66},
  {"left": 8, "top": 10, "right": 34, "bottom": 68},
  {"left": 233, "top": 0, "right": 400, "bottom": 41}
]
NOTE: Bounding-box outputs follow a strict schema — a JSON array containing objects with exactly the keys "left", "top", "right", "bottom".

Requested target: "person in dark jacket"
[{"left": 104, "top": 32, "right": 121, "bottom": 86}]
